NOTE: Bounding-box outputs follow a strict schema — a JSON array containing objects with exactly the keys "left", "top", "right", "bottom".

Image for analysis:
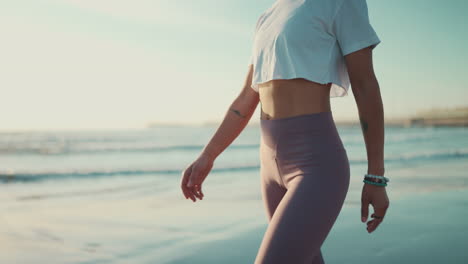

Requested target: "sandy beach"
[
  {"left": 3, "top": 185, "right": 466, "bottom": 264},
  {"left": 170, "top": 189, "right": 468, "bottom": 264}
]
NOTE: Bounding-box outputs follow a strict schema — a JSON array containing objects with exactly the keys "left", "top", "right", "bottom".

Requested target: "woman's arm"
[
  {"left": 200, "top": 64, "right": 260, "bottom": 161},
  {"left": 181, "top": 65, "right": 259, "bottom": 202},
  {"left": 344, "top": 47, "right": 385, "bottom": 176},
  {"left": 344, "top": 46, "right": 389, "bottom": 234}
]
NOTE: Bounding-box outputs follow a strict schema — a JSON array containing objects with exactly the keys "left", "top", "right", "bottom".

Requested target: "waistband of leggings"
[{"left": 260, "top": 111, "right": 333, "bottom": 125}]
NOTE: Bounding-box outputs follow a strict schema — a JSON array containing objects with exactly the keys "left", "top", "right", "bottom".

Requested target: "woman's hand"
[
  {"left": 180, "top": 153, "right": 214, "bottom": 202},
  {"left": 361, "top": 183, "right": 390, "bottom": 233}
]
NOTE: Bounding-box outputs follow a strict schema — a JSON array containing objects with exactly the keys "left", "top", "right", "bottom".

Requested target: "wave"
[
  {"left": 2, "top": 149, "right": 467, "bottom": 184},
  {"left": 0, "top": 143, "right": 258, "bottom": 155},
  {"left": 349, "top": 148, "right": 468, "bottom": 164},
  {"left": 0, "top": 165, "right": 259, "bottom": 183}
]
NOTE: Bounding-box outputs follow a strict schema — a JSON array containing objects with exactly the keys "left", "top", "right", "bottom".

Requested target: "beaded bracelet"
[
  {"left": 364, "top": 177, "right": 387, "bottom": 185},
  {"left": 365, "top": 173, "right": 390, "bottom": 183},
  {"left": 363, "top": 179, "right": 387, "bottom": 187},
  {"left": 364, "top": 175, "right": 387, "bottom": 183}
]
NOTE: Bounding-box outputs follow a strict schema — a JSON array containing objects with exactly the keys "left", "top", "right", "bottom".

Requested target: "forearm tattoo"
[
  {"left": 230, "top": 108, "right": 246, "bottom": 118},
  {"left": 360, "top": 117, "right": 368, "bottom": 133}
]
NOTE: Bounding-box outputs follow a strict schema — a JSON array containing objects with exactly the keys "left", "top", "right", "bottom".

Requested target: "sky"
[{"left": 0, "top": 0, "right": 467, "bottom": 131}]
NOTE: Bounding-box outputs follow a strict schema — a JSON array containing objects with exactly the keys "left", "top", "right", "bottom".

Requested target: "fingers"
[
  {"left": 181, "top": 165, "right": 205, "bottom": 202},
  {"left": 366, "top": 217, "right": 382, "bottom": 233},
  {"left": 196, "top": 184, "right": 204, "bottom": 200},
  {"left": 366, "top": 213, "right": 383, "bottom": 233},
  {"left": 366, "top": 206, "right": 388, "bottom": 233},
  {"left": 361, "top": 194, "right": 370, "bottom": 223},
  {"left": 187, "top": 169, "right": 203, "bottom": 202},
  {"left": 369, "top": 205, "right": 388, "bottom": 232},
  {"left": 188, "top": 184, "right": 203, "bottom": 201},
  {"left": 181, "top": 166, "right": 196, "bottom": 202}
]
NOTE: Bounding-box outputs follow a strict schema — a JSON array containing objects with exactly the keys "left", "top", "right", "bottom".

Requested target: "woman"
[{"left": 181, "top": 0, "right": 390, "bottom": 263}]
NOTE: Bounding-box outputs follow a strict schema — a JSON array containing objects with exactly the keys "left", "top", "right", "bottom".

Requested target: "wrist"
[
  {"left": 367, "top": 167, "right": 385, "bottom": 176},
  {"left": 200, "top": 149, "right": 217, "bottom": 162},
  {"left": 363, "top": 181, "right": 387, "bottom": 188}
]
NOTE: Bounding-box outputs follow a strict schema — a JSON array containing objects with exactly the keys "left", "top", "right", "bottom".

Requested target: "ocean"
[{"left": 1, "top": 124, "right": 467, "bottom": 263}]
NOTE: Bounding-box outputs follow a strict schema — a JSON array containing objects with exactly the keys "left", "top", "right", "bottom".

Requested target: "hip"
[
  {"left": 260, "top": 111, "right": 346, "bottom": 157},
  {"left": 259, "top": 111, "right": 350, "bottom": 186}
]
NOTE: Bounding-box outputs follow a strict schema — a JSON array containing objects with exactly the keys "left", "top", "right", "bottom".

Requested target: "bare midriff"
[{"left": 258, "top": 78, "right": 332, "bottom": 120}]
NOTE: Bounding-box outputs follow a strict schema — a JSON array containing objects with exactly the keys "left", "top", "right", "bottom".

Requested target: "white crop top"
[{"left": 248, "top": 0, "right": 381, "bottom": 97}]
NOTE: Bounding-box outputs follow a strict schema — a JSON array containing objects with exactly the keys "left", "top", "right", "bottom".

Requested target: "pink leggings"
[{"left": 255, "top": 111, "right": 350, "bottom": 264}]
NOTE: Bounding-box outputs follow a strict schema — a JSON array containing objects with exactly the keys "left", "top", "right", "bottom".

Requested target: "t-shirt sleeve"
[
  {"left": 331, "top": 0, "right": 381, "bottom": 56},
  {"left": 248, "top": 14, "right": 265, "bottom": 66}
]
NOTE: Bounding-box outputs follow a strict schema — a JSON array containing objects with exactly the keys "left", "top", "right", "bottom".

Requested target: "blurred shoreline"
[{"left": 147, "top": 105, "right": 468, "bottom": 128}]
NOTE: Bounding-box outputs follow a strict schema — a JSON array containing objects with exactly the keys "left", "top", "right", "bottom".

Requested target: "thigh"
[
  {"left": 255, "top": 161, "right": 349, "bottom": 264},
  {"left": 260, "top": 176, "right": 287, "bottom": 222},
  {"left": 260, "top": 152, "right": 287, "bottom": 221}
]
